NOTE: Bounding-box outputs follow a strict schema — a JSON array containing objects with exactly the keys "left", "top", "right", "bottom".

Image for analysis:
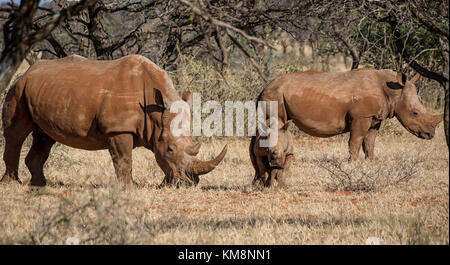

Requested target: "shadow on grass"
[
  {"left": 200, "top": 183, "right": 290, "bottom": 192},
  {"left": 142, "top": 215, "right": 369, "bottom": 238},
  {"left": 200, "top": 184, "right": 250, "bottom": 192},
  {"left": 23, "top": 181, "right": 290, "bottom": 193}
]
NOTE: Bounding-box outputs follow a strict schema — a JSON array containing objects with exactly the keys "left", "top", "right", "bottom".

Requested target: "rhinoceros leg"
[
  {"left": 362, "top": 122, "right": 381, "bottom": 160},
  {"left": 107, "top": 133, "right": 134, "bottom": 186},
  {"left": 276, "top": 153, "right": 294, "bottom": 188},
  {"left": 249, "top": 136, "right": 263, "bottom": 186},
  {"left": 252, "top": 174, "right": 265, "bottom": 186},
  {"left": 266, "top": 169, "right": 278, "bottom": 187},
  {"left": 1, "top": 118, "right": 33, "bottom": 184},
  {"left": 25, "top": 130, "right": 55, "bottom": 186},
  {"left": 348, "top": 118, "right": 372, "bottom": 161},
  {"left": 253, "top": 154, "right": 269, "bottom": 187}
]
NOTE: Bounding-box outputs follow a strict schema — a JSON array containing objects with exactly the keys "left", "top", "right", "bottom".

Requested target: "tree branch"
[
  {"left": 409, "top": 1, "right": 448, "bottom": 40},
  {"left": 226, "top": 29, "right": 268, "bottom": 82},
  {"left": 388, "top": 16, "right": 448, "bottom": 85},
  {"left": 26, "top": 0, "right": 98, "bottom": 44},
  {"left": 179, "top": 0, "right": 276, "bottom": 50}
]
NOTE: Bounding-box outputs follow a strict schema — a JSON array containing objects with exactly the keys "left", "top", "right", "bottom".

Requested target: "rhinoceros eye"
[{"left": 412, "top": 111, "right": 419, "bottom": 117}]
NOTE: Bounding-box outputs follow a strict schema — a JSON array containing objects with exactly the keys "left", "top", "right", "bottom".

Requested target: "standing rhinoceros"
[
  {"left": 249, "top": 119, "right": 294, "bottom": 187},
  {"left": 1, "top": 55, "right": 227, "bottom": 187},
  {"left": 258, "top": 69, "right": 443, "bottom": 161}
]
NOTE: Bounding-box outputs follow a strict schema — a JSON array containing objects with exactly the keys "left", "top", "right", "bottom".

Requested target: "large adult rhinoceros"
[
  {"left": 1, "top": 55, "right": 227, "bottom": 187},
  {"left": 257, "top": 69, "right": 443, "bottom": 161}
]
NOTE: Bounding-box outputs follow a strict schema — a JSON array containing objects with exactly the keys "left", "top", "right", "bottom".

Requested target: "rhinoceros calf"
[
  {"left": 1, "top": 55, "right": 227, "bottom": 187},
  {"left": 258, "top": 69, "right": 443, "bottom": 161},
  {"left": 250, "top": 119, "right": 294, "bottom": 187}
]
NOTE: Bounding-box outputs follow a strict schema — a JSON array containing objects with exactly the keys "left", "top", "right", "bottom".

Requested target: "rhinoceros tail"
[
  {"left": 1, "top": 76, "right": 34, "bottom": 184},
  {"left": 282, "top": 94, "right": 292, "bottom": 123},
  {"left": 2, "top": 76, "right": 31, "bottom": 131}
]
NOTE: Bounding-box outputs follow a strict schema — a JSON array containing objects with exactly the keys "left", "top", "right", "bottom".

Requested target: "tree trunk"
[
  {"left": 79, "top": 10, "right": 91, "bottom": 58},
  {"left": 0, "top": 55, "right": 21, "bottom": 90},
  {"left": 0, "top": 0, "right": 39, "bottom": 91},
  {"left": 161, "top": 27, "right": 181, "bottom": 70},
  {"left": 87, "top": 2, "right": 113, "bottom": 60},
  {"left": 46, "top": 33, "right": 67, "bottom": 58},
  {"left": 444, "top": 82, "right": 449, "bottom": 148},
  {"left": 439, "top": 38, "right": 449, "bottom": 148}
]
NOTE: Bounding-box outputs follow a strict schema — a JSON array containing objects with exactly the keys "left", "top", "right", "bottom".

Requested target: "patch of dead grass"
[{"left": 0, "top": 120, "right": 448, "bottom": 244}]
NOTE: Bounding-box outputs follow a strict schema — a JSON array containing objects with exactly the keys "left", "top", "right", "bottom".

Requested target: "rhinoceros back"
[{"left": 14, "top": 55, "right": 171, "bottom": 150}]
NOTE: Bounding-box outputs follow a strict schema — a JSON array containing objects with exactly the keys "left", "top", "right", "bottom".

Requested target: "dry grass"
[{"left": 0, "top": 119, "right": 447, "bottom": 245}]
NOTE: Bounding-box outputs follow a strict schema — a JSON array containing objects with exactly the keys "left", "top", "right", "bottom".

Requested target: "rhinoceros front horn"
[{"left": 191, "top": 145, "right": 228, "bottom": 176}]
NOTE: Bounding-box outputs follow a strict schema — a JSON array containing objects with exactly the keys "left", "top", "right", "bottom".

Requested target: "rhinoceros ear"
[
  {"left": 281, "top": 120, "right": 292, "bottom": 131},
  {"left": 396, "top": 72, "right": 407, "bottom": 86},
  {"left": 411, "top": 73, "right": 421, "bottom": 83},
  {"left": 182, "top": 91, "right": 193, "bottom": 109},
  {"left": 386, "top": 81, "right": 404, "bottom": 90},
  {"left": 387, "top": 73, "right": 406, "bottom": 90},
  {"left": 154, "top": 87, "right": 171, "bottom": 109}
]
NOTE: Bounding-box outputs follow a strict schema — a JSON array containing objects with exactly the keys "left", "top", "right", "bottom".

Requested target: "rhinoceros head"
[
  {"left": 259, "top": 119, "right": 293, "bottom": 168},
  {"left": 389, "top": 72, "right": 443, "bottom": 139},
  {"left": 151, "top": 89, "right": 227, "bottom": 186}
]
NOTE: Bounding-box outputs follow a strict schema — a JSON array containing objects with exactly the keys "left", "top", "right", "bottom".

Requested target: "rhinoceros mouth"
[
  {"left": 418, "top": 131, "right": 434, "bottom": 140},
  {"left": 405, "top": 127, "right": 425, "bottom": 139},
  {"left": 183, "top": 170, "right": 200, "bottom": 186},
  {"left": 268, "top": 155, "right": 285, "bottom": 168},
  {"left": 158, "top": 171, "right": 198, "bottom": 188},
  {"left": 407, "top": 128, "right": 434, "bottom": 140},
  {"left": 270, "top": 165, "right": 284, "bottom": 170},
  {"left": 268, "top": 160, "right": 284, "bottom": 169}
]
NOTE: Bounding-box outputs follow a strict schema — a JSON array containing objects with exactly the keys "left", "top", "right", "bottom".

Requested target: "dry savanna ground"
[{"left": 0, "top": 119, "right": 448, "bottom": 245}]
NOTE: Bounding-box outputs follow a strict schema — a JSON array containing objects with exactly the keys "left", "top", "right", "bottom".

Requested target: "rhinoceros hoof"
[
  {"left": 30, "top": 178, "right": 47, "bottom": 187},
  {"left": 0, "top": 174, "right": 22, "bottom": 184}
]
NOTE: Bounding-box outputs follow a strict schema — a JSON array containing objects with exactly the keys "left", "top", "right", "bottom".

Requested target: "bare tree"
[{"left": 0, "top": 0, "right": 97, "bottom": 91}]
